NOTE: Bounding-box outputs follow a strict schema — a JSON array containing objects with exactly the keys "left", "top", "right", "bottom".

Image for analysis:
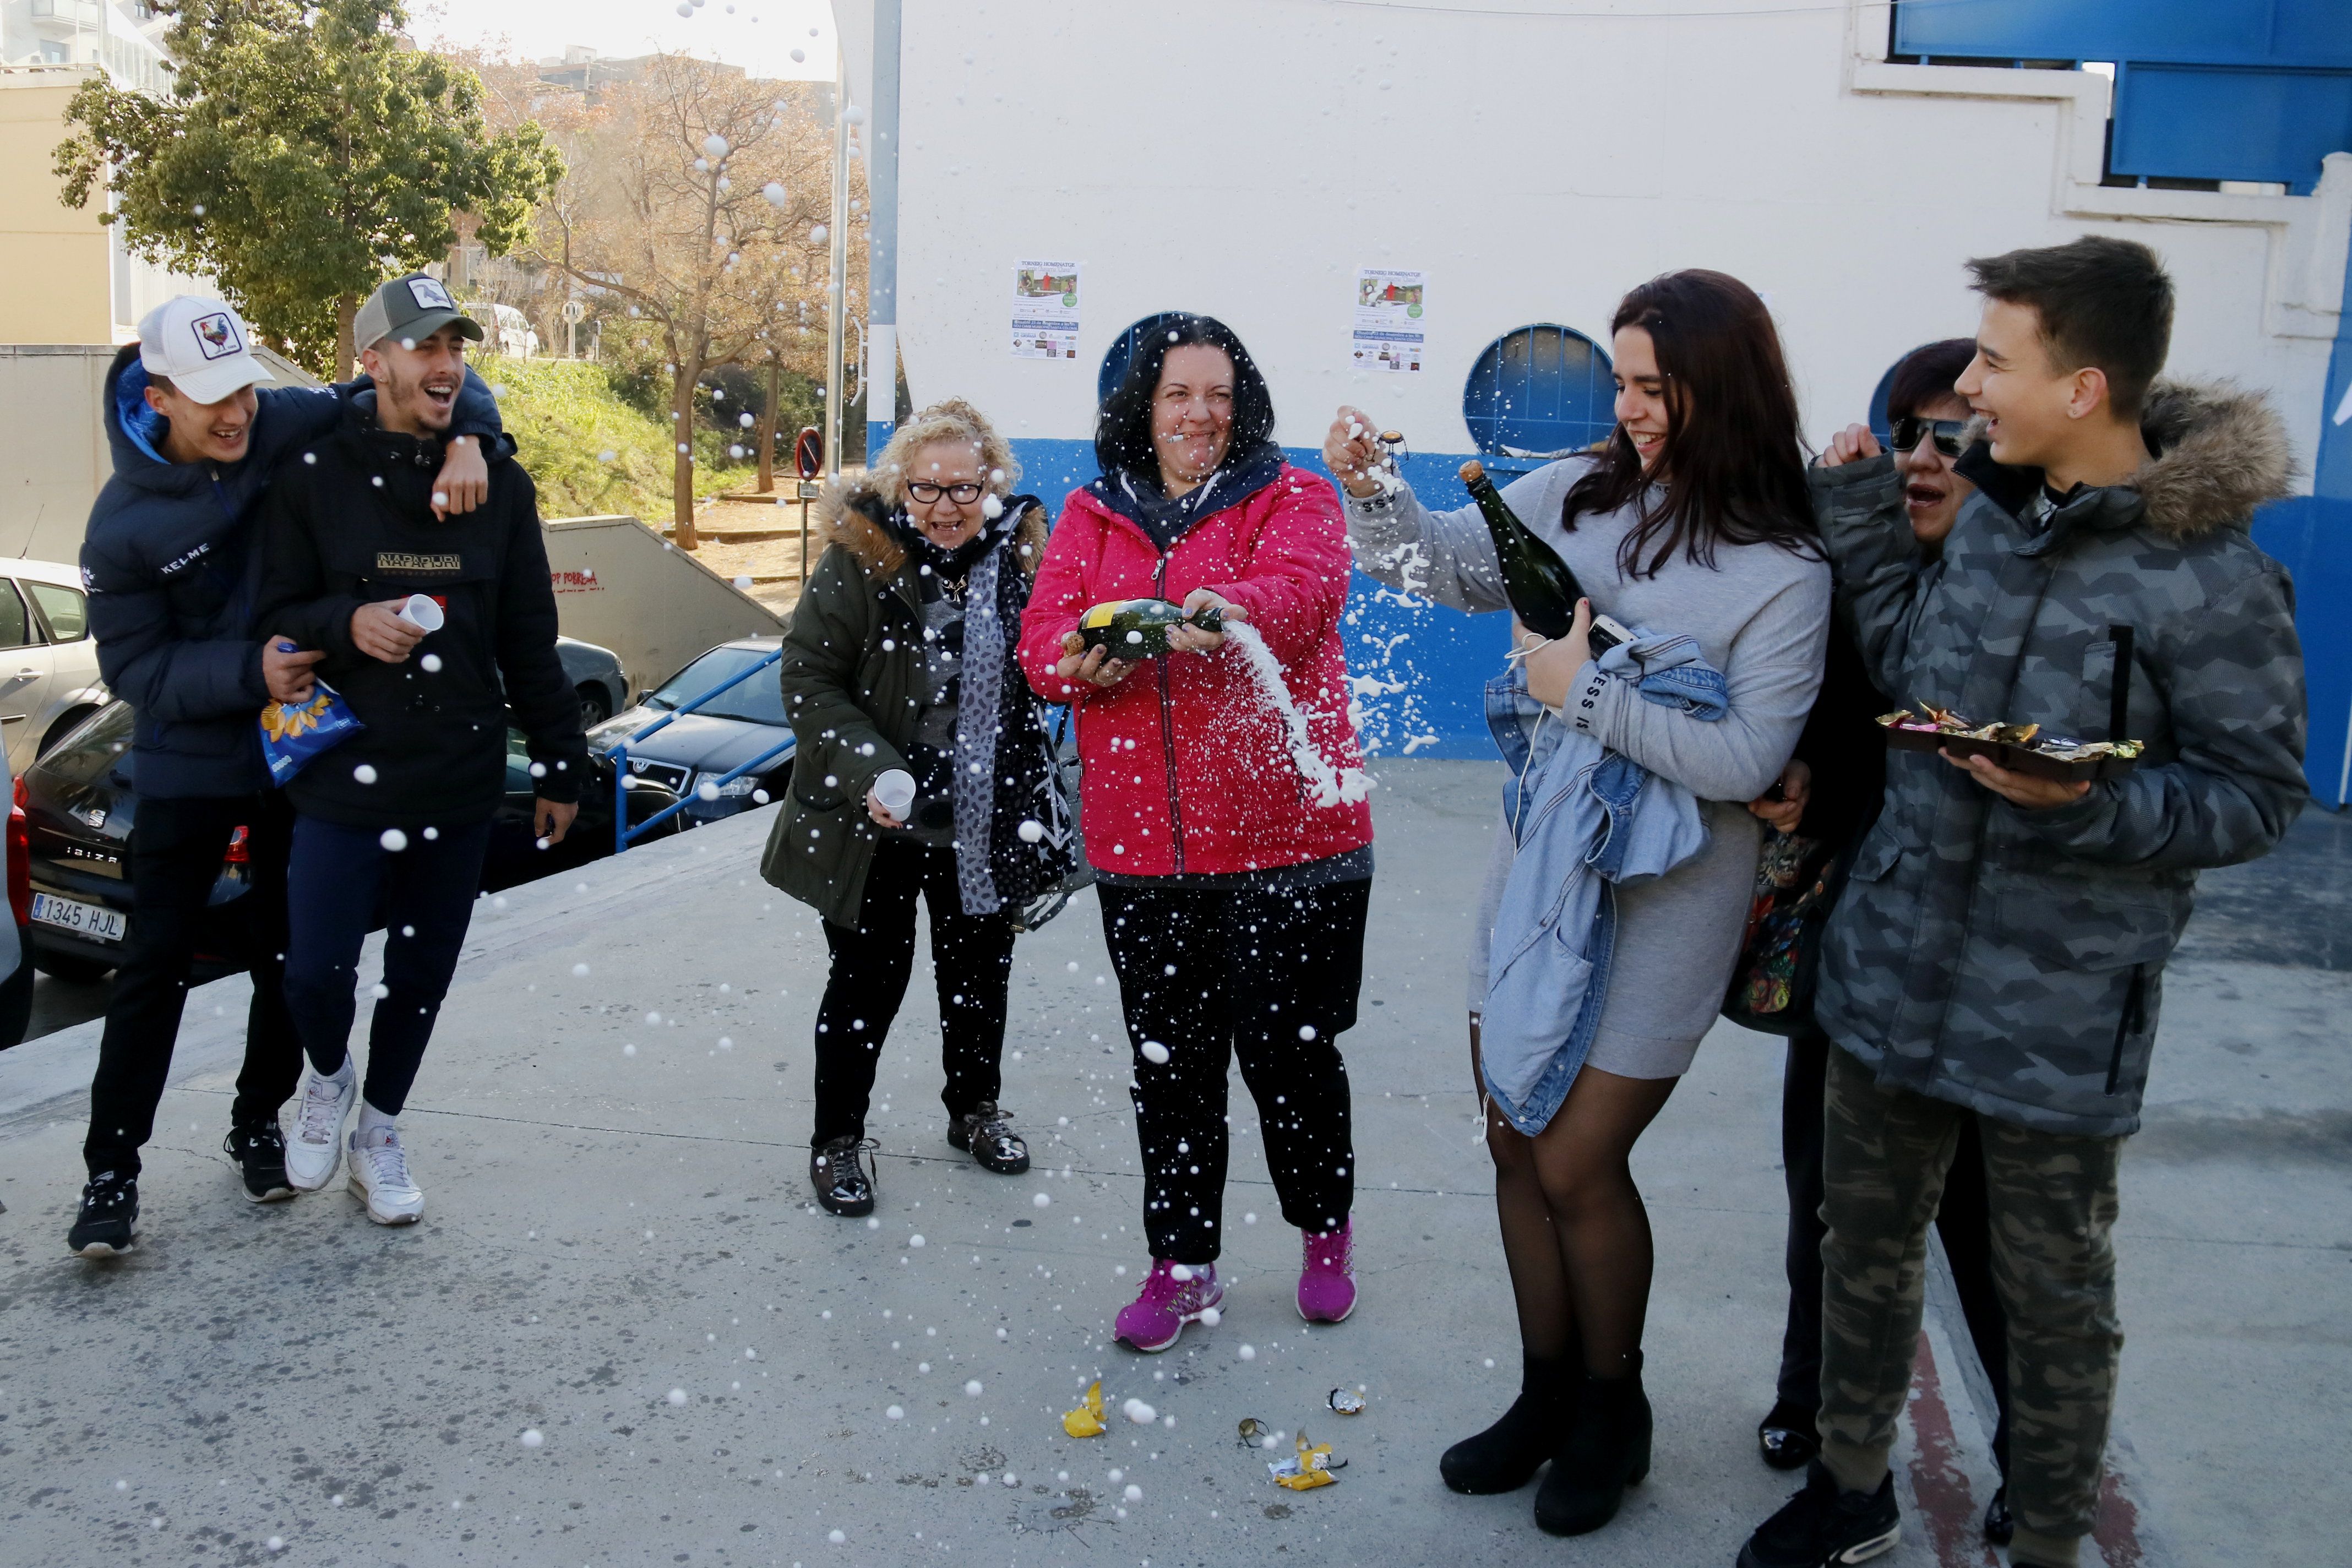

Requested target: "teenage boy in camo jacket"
[{"left": 1738, "top": 238, "right": 2305, "bottom": 1568}]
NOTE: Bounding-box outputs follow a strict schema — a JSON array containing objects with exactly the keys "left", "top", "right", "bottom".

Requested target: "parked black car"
[
  {"left": 586, "top": 638, "right": 796, "bottom": 838},
  {"left": 18, "top": 700, "right": 679, "bottom": 983}
]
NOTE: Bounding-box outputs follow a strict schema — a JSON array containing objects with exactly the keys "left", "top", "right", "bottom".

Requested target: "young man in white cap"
[
  {"left": 253, "top": 273, "right": 584, "bottom": 1226},
  {"left": 68, "top": 294, "right": 507, "bottom": 1258}
]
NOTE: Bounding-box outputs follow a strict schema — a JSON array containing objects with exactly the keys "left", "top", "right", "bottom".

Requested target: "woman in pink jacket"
[{"left": 1018, "top": 314, "right": 1375, "bottom": 1352}]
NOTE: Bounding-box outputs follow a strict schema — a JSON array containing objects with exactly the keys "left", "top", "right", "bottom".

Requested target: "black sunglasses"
[{"left": 1890, "top": 416, "right": 1968, "bottom": 458}]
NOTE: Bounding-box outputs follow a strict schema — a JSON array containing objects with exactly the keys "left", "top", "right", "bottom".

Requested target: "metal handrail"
[{"left": 613, "top": 647, "right": 794, "bottom": 853}]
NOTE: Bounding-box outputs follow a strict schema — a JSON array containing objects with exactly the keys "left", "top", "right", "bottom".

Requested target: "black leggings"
[
  {"left": 1100, "top": 876, "right": 1368, "bottom": 1264},
  {"left": 1779, "top": 1025, "right": 2012, "bottom": 1467},
  {"left": 810, "top": 837, "right": 1016, "bottom": 1147}
]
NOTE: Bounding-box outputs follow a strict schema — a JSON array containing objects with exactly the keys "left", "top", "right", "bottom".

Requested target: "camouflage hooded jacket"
[{"left": 1812, "top": 382, "right": 2307, "bottom": 1136}]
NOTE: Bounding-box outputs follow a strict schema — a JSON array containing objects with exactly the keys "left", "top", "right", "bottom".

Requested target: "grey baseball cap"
[{"left": 353, "top": 272, "right": 484, "bottom": 353}]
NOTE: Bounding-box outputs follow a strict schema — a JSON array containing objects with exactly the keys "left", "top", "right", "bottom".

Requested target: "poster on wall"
[
  {"left": 1012, "top": 260, "right": 1082, "bottom": 360},
  {"left": 1352, "top": 267, "right": 1427, "bottom": 374}
]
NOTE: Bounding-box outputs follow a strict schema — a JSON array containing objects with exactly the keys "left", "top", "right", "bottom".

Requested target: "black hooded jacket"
[{"left": 252, "top": 386, "right": 584, "bottom": 828}]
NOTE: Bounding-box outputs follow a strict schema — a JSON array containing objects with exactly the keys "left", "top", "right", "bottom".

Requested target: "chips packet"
[{"left": 259, "top": 682, "right": 364, "bottom": 785}]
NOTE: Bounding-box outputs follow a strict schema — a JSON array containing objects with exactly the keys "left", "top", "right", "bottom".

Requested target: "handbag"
[
  {"left": 1720, "top": 827, "right": 1846, "bottom": 1036},
  {"left": 1008, "top": 705, "right": 1094, "bottom": 933}
]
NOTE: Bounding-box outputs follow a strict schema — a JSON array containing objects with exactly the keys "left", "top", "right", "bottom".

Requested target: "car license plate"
[{"left": 30, "top": 891, "right": 126, "bottom": 944}]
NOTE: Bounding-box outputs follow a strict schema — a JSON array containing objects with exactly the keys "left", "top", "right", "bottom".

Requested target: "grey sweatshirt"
[{"left": 1348, "top": 458, "right": 1831, "bottom": 1065}]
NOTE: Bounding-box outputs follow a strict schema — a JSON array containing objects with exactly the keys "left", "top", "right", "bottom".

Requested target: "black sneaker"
[
  {"left": 948, "top": 1101, "right": 1031, "bottom": 1175},
  {"left": 67, "top": 1170, "right": 139, "bottom": 1257},
  {"left": 224, "top": 1124, "right": 296, "bottom": 1204},
  {"left": 810, "top": 1135, "right": 876, "bottom": 1217},
  {"left": 1736, "top": 1460, "right": 1899, "bottom": 1568}
]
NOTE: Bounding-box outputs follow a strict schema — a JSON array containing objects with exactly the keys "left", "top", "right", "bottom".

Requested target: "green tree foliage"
[{"left": 54, "top": 0, "right": 561, "bottom": 378}]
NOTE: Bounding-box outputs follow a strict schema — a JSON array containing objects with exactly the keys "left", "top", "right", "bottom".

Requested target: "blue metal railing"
[{"left": 613, "top": 647, "right": 795, "bottom": 853}]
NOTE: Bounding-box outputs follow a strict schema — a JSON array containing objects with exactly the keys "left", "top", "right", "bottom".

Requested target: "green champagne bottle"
[
  {"left": 1077, "top": 598, "right": 1224, "bottom": 658},
  {"left": 1459, "top": 459, "right": 1628, "bottom": 653}
]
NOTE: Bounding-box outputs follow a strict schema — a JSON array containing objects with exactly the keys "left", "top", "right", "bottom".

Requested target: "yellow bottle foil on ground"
[
  {"left": 1061, "top": 1381, "right": 1106, "bottom": 1438},
  {"left": 1268, "top": 1431, "right": 1338, "bottom": 1490}
]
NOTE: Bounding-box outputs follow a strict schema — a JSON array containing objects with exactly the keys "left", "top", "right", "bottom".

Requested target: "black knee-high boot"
[
  {"left": 1533, "top": 1351, "right": 1652, "bottom": 1534},
  {"left": 1439, "top": 1351, "right": 1580, "bottom": 1494}
]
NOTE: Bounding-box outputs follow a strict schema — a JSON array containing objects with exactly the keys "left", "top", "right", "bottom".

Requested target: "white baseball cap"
[{"left": 136, "top": 296, "right": 275, "bottom": 405}]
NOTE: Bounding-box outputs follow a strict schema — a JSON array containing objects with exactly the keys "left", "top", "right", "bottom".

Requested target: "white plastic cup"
[
  {"left": 397, "top": 594, "right": 445, "bottom": 632},
  {"left": 873, "top": 769, "right": 917, "bottom": 818}
]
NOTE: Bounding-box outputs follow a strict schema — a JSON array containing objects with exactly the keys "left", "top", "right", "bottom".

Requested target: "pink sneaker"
[
  {"left": 1298, "top": 1221, "right": 1357, "bottom": 1323},
  {"left": 1114, "top": 1260, "right": 1223, "bottom": 1353}
]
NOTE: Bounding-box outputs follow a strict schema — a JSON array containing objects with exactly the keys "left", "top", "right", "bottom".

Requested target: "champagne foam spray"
[{"left": 1223, "top": 624, "right": 1372, "bottom": 809}]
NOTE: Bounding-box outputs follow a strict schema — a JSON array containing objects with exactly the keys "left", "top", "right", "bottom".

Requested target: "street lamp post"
[{"left": 823, "top": 48, "right": 851, "bottom": 481}]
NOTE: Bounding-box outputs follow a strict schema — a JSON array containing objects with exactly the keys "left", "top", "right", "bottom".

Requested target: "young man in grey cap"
[
  {"left": 68, "top": 295, "right": 507, "bottom": 1258},
  {"left": 254, "top": 274, "right": 585, "bottom": 1226}
]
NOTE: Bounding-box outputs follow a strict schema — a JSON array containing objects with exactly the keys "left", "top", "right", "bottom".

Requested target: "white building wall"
[{"left": 876, "top": 0, "right": 2337, "bottom": 480}]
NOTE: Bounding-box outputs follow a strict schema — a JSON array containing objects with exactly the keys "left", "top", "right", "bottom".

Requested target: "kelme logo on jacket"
[{"left": 376, "top": 551, "right": 463, "bottom": 574}]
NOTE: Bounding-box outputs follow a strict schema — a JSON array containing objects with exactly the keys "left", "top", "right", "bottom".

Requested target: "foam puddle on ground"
[{"left": 1223, "top": 623, "right": 1373, "bottom": 809}]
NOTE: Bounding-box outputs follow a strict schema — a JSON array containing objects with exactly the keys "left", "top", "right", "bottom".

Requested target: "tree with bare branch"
[{"left": 530, "top": 55, "right": 857, "bottom": 548}]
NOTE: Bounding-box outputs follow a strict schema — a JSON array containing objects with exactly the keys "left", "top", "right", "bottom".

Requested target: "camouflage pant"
[{"left": 1817, "top": 1044, "right": 2122, "bottom": 1567}]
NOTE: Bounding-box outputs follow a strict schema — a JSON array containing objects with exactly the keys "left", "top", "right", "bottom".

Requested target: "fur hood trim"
[
  {"left": 2129, "top": 379, "right": 2295, "bottom": 541},
  {"left": 814, "top": 477, "right": 1049, "bottom": 581}
]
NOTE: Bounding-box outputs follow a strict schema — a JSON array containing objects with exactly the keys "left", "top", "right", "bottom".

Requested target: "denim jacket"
[{"left": 1480, "top": 631, "right": 1725, "bottom": 1135}]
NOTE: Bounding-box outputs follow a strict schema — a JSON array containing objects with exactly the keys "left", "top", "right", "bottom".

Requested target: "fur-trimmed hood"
[
  {"left": 1957, "top": 378, "right": 2294, "bottom": 543},
  {"left": 813, "top": 477, "right": 1049, "bottom": 582},
  {"left": 2130, "top": 379, "right": 2295, "bottom": 540}
]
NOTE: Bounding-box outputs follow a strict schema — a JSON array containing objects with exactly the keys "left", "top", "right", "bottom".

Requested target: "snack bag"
[{"left": 259, "top": 682, "right": 364, "bottom": 785}]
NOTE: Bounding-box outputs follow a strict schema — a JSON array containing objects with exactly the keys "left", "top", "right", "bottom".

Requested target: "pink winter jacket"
[{"left": 1017, "top": 465, "right": 1375, "bottom": 878}]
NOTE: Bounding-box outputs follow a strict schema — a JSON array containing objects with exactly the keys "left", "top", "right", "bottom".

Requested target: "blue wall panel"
[
  {"left": 2111, "top": 64, "right": 2352, "bottom": 190},
  {"left": 1893, "top": 1, "right": 2352, "bottom": 69}
]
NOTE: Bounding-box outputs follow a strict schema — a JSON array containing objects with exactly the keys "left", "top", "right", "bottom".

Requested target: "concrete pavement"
[{"left": 0, "top": 763, "right": 2340, "bottom": 1567}]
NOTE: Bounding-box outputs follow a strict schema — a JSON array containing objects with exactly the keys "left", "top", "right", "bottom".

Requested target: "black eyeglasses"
[
  {"left": 906, "top": 481, "right": 984, "bottom": 504},
  {"left": 1890, "top": 416, "right": 1968, "bottom": 458}
]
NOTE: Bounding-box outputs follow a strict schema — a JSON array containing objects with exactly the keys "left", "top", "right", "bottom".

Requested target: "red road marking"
[{"left": 1905, "top": 1329, "right": 2001, "bottom": 1566}]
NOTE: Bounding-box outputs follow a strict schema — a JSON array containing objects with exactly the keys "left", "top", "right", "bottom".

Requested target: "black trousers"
[
  {"left": 83, "top": 791, "right": 300, "bottom": 1179},
  {"left": 810, "top": 837, "right": 1017, "bottom": 1148},
  {"left": 1100, "top": 876, "right": 1367, "bottom": 1265},
  {"left": 1779, "top": 1025, "right": 2013, "bottom": 1469},
  {"left": 282, "top": 814, "right": 492, "bottom": 1117}
]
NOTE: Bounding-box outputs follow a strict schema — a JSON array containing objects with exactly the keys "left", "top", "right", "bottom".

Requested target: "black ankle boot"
[
  {"left": 1439, "top": 1353, "right": 1577, "bottom": 1494},
  {"left": 1533, "top": 1353, "right": 1652, "bottom": 1536}
]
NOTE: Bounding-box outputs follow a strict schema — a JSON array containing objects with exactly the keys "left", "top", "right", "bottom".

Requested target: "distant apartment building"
[{"left": 2, "top": 0, "right": 202, "bottom": 344}]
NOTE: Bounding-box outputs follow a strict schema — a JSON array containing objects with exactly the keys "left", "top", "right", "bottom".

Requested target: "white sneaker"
[
  {"left": 348, "top": 1128, "right": 424, "bottom": 1226},
  {"left": 286, "top": 1069, "right": 356, "bottom": 1191}
]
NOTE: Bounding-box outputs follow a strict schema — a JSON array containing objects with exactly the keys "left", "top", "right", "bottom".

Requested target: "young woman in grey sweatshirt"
[{"left": 1326, "top": 270, "right": 1830, "bottom": 1537}]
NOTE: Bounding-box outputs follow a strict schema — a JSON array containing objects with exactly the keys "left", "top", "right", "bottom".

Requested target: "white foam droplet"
[
  {"left": 520, "top": 1429, "right": 543, "bottom": 1447},
  {"left": 378, "top": 829, "right": 407, "bottom": 852},
  {"left": 1140, "top": 1041, "right": 1170, "bottom": 1064},
  {"left": 963, "top": 1379, "right": 983, "bottom": 1396},
  {"left": 666, "top": 1389, "right": 687, "bottom": 1406}
]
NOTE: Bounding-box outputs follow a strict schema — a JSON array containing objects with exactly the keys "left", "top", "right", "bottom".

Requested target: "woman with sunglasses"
[
  {"left": 764, "top": 399, "right": 1071, "bottom": 1218},
  {"left": 1330, "top": 270, "right": 1828, "bottom": 1537},
  {"left": 1744, "top": 336, "right": 2018, "bottom": 1547}
]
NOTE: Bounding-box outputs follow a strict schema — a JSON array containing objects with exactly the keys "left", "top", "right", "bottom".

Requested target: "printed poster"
[
  {"left": 1012, "top": 260, "right": 1081, "bottom": 360},
  {"left": 1352, "top": 267, "right": 1426, "bottom": 374}
]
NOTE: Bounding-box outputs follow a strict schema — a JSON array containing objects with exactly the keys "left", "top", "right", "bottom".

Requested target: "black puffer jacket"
[{"left": 251, "top": 387, "right": 584, "bottom": 827}]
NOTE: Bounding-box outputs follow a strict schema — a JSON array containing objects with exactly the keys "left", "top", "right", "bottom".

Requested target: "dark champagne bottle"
[
  {"left": 1077, "top": 598, "right": 1224, "bottom": 658},
  {"left": 1459, "top": 459, "right": 1627, "bottom": 654}
]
